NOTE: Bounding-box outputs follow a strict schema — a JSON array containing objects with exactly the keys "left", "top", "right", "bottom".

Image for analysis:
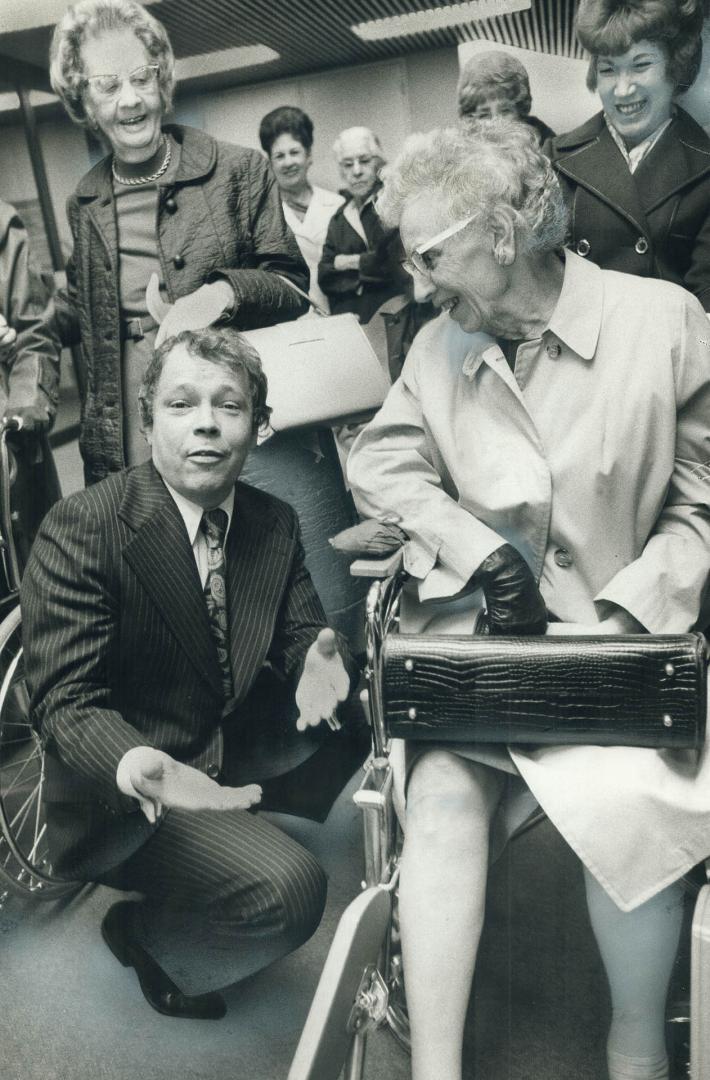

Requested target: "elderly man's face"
[
  {"left": 145, "top": 344, "right": 256, "bottom": 509},
  {"left": 400, "top": 193, "right": 511, "bottom": 336},
  {"left": 337, "top": 133, "right": 379, "bottom": 201}
]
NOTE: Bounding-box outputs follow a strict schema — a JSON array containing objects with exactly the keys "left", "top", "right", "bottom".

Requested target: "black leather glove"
[{"left": 474, "top": 543, "right": 547, "bottom": 635}]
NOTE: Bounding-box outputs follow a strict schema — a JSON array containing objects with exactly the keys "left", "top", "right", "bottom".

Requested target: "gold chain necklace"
[{"left": 112, "top": 138, "right": 171, "bottom": 186}]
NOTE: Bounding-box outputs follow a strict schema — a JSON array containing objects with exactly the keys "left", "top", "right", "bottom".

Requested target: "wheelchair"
[
  {"left": 289, "top": 559, "right": 708, "bottom": 1080},
  {"left": 0, "top": 421, "right": 79, "bottom": 904}
]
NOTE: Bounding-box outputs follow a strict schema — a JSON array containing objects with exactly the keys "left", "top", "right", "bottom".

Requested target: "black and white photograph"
[{"left": 0, "top": 1, "right": 709, "bottom": 1078}]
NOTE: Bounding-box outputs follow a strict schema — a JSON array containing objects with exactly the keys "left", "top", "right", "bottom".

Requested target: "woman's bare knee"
[{"left": 405, "top": 751, "right": 503, "bottom": 845}]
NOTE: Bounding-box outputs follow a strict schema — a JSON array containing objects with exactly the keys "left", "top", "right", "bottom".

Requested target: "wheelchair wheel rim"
[{"left": 0, "top": 608, "right": 78, "bottom": 899}]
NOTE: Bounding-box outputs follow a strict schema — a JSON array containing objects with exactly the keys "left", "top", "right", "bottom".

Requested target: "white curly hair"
[{"left": 377, "top": 119, "right": 569, "bottom": 256}]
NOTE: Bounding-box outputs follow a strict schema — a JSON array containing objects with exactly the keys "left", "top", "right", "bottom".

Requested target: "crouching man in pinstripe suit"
[{"left": 21, "top": 327, "right": 360, "bottom": 1020}]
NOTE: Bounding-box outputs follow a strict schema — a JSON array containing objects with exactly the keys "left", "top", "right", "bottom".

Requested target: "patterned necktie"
[{"left": 200, "top": 508, "right": 233, "bottom": 699}]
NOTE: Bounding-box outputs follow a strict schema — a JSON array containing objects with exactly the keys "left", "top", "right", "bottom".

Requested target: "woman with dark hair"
[
  {"left": 259, "top": 105, "right": 343, "bottom": 312},
  {"left": 48, "top": 0, "right": 308, "bottom": 485},
  {"left": 543, "top": 0, "right": 710, "bottom": 307}
]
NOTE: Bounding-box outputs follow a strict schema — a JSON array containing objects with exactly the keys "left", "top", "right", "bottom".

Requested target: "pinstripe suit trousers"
[
  {"left": 97, "top": 804, "right": 327, "bottom": 996},
  {"left": 21, "top": 464, "right": 354, "bottom": 995}
]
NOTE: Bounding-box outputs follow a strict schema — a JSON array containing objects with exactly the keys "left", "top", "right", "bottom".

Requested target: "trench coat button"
[
  {"left": 554, "top": 547, "right": 573, "bottom": 568},
  {"left": 173, "top": 254, "right": 185, "bottom": 269},
  {"left": 165, "top": 197, "right": 177, "bottom": 213},
  {"left": 635, "top": 237, "right": 649, "bottom": 255},
  {"left": 205, "top": 763, "right": 219, "bottom": 779},
  {"left": 576, "top": 238, "right": 591, "bottom": 257}
]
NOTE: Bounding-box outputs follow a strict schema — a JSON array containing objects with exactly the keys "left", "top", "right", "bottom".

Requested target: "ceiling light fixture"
[
  {"left": 175, "top": 45, "right": 279, "bottom": 81},
  {"left": 351, "top": 0, "right": 531, "bottom": 41}
]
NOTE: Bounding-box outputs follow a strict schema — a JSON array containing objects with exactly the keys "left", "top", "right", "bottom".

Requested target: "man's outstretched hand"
[
  {"left": 295, "top": 628, "right": 350, "bottom": 732},
  {"left": 117, "top": 746, "right": 262, "bottom": 823}
]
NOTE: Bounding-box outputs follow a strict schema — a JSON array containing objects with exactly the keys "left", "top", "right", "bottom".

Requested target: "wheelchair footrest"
[{"left": 288, "top": 885, "right": 392, "bottom": 1080}]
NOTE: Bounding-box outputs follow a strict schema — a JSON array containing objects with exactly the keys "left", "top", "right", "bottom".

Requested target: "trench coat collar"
[
  {"left": 74, "top": 124, "right": 217, "bottom": 201},
  {"left": 546, "top": 250, "right": 602, "bottom": 360},
  {"left": 460, "top": 250, "right": 602, "bottom": 381}
]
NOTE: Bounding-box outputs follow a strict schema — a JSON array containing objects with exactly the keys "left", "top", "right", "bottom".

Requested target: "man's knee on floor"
[
  {"left": 273, "top": 847, "right": 328, "bottom": 947},
  {"left": 219, "top": 842, "right": 328, "bottom": 948}
]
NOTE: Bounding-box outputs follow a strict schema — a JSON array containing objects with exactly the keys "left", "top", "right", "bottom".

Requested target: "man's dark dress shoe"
[{"left": 101, "top": 901, "right": 227, "bottom": 1020}]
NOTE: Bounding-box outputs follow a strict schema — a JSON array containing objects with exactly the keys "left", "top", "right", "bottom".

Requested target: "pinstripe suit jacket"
[{"left": 21, "top": 461, "right": 345, "bottom": 879}]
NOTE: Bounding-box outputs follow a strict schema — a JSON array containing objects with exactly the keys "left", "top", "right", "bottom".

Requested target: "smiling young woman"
[{"left": 542, "top": 0, "right": 710, "bottom": 311}]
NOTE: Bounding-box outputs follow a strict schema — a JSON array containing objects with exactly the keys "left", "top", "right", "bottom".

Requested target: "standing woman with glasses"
[
  {"left": 542, "top": 0, "right": 710, "bottom": 310},
  {"left": 48, "top": 0, "right": 309, "bottom": 485},
  {"left": 318, "top": 127, "right": 409, "bottom": 325}
]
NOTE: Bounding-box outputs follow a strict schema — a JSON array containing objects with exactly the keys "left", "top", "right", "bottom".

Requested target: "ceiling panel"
[{"left": 0, "top": 0, "right": 584, "bottom": 100}]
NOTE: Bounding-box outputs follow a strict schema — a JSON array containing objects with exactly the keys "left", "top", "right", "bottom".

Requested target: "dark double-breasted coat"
[
  {"left": 543, "top": 107, "right": 710, "bottom": 310},
  {"left": 20, "top": 461, "right": 357, "bottom": 881}
]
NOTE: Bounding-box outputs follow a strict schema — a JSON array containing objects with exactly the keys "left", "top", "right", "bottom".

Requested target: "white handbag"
[
  {"left": 242, "top": 277, "right": 391, "bottom": 436},
  {"left": 243, "top": 309, "right": 391, "bottom": 436},
  {"left": 146, "top": 272, "right": 392, "bottom": 435}
]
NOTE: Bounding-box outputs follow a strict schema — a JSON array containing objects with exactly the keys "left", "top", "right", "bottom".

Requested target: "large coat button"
[
  {"left": 635, "top": 237, "right": 649, "bottom": 255},
  {"left": 554, "top": 547, "right": 573, "bottom": 568},
  {"left": 205, "top": 763, "right": 219, "bottom": 779},
  {"left": 576, "top": 238, "right": 591, "bottom": 257},
  {"left": 165, "top": 197, "right": 177, "bottom": 213},
  {"left": 173, "top": 254, "right": 185, "bottom": 269}
]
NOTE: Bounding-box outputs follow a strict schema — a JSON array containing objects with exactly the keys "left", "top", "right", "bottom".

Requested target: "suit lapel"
[
  {"left": 225, "top": 483, "right": 294, "bottom": 705},
  {"left": 555, "top": 121, "right": 649, "bottom": 235},
  {"left": 119, "top": 464, "right": 223, "bottom": 697}
]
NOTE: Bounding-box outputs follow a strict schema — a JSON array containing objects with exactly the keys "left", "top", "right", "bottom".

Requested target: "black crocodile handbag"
[{"left": 382, "top": 633, "right": 707, "bottom": 749}]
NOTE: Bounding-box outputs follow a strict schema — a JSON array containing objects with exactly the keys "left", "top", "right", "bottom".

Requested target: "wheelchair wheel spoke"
[
  {"left": 1, "top": 749, "right": 40, "bottom": 793},
  {"left": 6, "top": 778, "right": 40, "bottom": 835},
  {"left": 26, "top": 820, "right": 47, "bottom": 865},
  {"left": 0, "top": 610, "right": 80, "bottom": 899}
]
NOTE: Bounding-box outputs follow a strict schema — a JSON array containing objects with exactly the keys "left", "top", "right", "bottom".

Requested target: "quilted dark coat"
[
  {"left": 543, "top": 108, "right": 710, "bottom": 310},
  {"left": 53, "top": 124, "right": 309, "bottom": 484}
]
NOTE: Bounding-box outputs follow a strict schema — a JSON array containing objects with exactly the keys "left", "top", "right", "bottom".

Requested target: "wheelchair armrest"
[{"left": 351, "top": 550, "right": 404, "bottom": 579}]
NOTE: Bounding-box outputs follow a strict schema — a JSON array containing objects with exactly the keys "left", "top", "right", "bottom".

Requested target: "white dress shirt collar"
[{"left": 164, "top": 483, "right": 235, "bottom": 545}]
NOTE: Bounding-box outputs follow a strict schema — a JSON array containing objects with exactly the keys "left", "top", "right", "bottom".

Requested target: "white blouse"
[{"left": 282, "top": 185, "right": 344, "bottom": 313}]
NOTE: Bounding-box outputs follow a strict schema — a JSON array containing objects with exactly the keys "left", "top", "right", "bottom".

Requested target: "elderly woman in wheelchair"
[{"left": 344, "top": 120, "right": 710, "bottom": 1080}]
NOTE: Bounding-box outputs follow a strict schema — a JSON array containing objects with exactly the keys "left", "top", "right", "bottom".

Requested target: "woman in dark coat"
[
  {"left": 318, "top": 127, "right": 409, "bottom": 324},
  {"left": 543, "top": 0, "right": 710, "bottom": 309},
  {"left": 48, "top": 0, "right": 309, "bottom": 486}
]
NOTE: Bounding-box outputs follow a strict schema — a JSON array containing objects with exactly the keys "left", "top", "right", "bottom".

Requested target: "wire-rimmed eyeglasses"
[
  {"left": 401, "top": 213, "right": 476, "bottom": 278},
  {"left": 83, "top": 64, "right": 160, "bottom": 100}
]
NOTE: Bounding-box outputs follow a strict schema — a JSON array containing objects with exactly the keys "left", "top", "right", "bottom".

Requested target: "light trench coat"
[{"left": 348, "top": 251, "right": 710, "bottom": 911}]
